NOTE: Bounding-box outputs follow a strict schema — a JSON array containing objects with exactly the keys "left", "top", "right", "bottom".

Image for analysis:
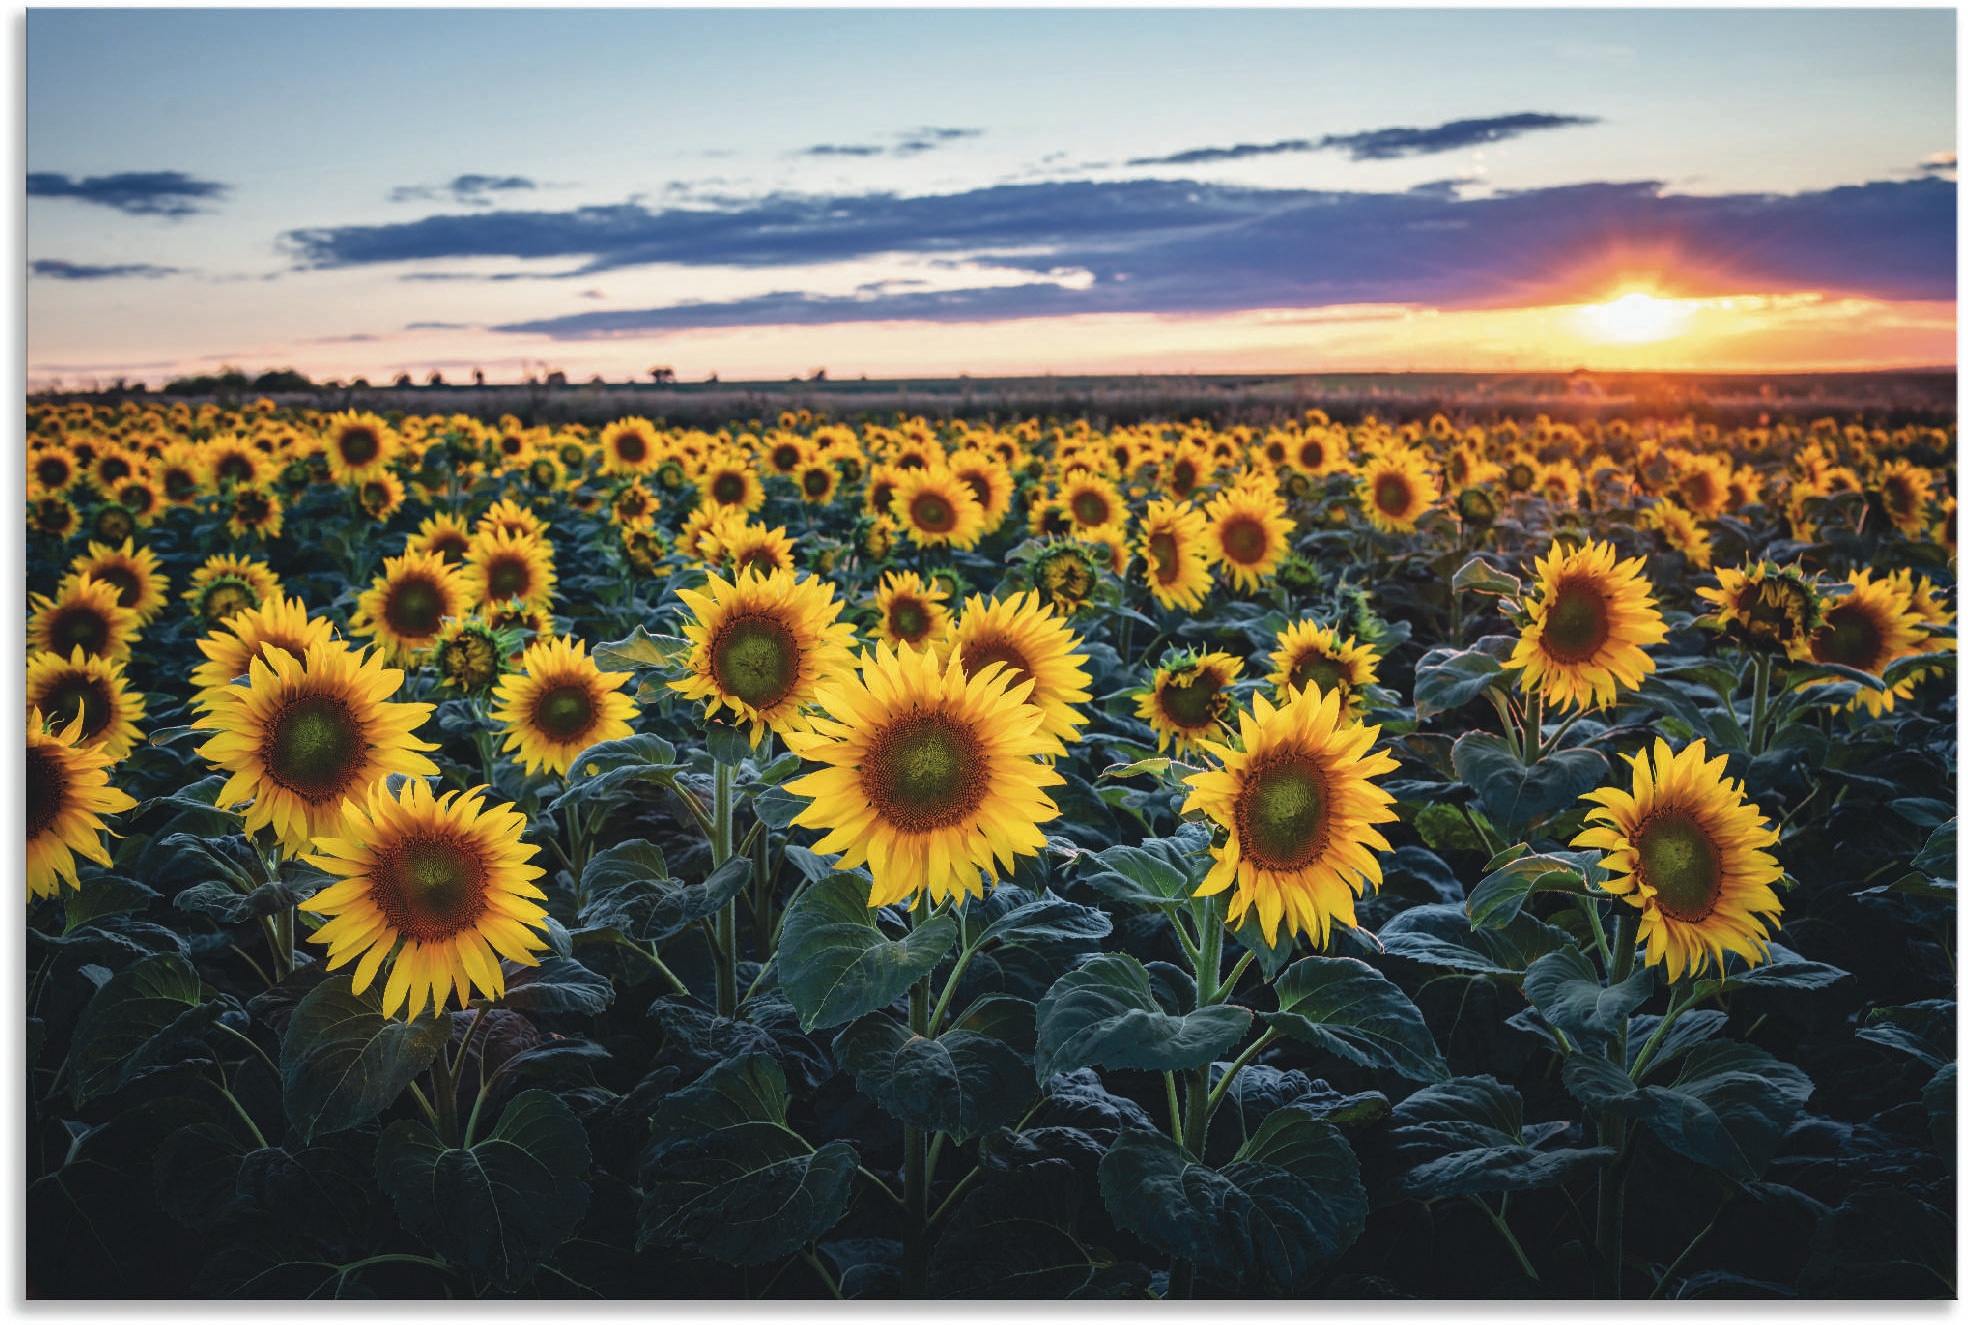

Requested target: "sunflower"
[
  {"left": 68, "top": 538, "right": 168, "bottom": 625},
  {"left": 783, "top": 643, "right": 1065, "bottom": 908},
  {"left": 670, "top": 568, "right": 858, "bottom": 746},
  {"left": 191, "top": 592, "right": 338, "bottom": 709},
  {"left": 1137, "top": 650, "right": 1242, "bottom": 755},
  {"left": 352, "top": 550, "right": 471, "bottom": 664},
  {"left": 698, "top": 454, "right": 767, "bottom": 514},
  {"left": 599, "top": 417, "right": 663, "bottom": 476},
  {"left": 890, "top": 467, "right": 987, "bottom": 551},
  {"left": 88, "top": 445, "right": 139, "bottom": 493},
  {"left": 795, "top": 460, "right": 840, "bottom": 507},
  {"left": 1574, "top": 738, "right": 1783, "bottom": 983},
  {"left": 185, "top": 554, "right": 283, "bottom": 628},
  {"left": 353, "top": 472, "right": 406, "bottom": 524},
  {"left": 609, "top": 480, "right": 660, "bottom": 530},
  {"left": 1181, "top": 686, "right": 1400, "bottom": 947},
  {"left": 1058, "top": 473, "right": 1126, "bottom": 532},
  {"left": 432, "top": 617, "right": 506, "bottom": 697},
  {"left": 200, "top": 435, "right": 267, "bottom": 491},
  {"left": 1267, "top": 620, "right": 1381, "bottom": 717},
  {"left": 1640, "top": 499, "right": 1713, "bottom": 569},
  {"left": 29, "top": 496, "right": 80, "bottom": 540},
  {"left": 1803, "top": 570, "right": 1928, "bottom": 716},
  {"left": 948, "top": 591, "right": 1093, "bottom": 747},
  {"left": 763, "top": 432, "right": 811, "bottom": 476},
  {"left": 476, "top": 496, "right": 548, "bottom": 544},
  {"left": 407, "top": 511, "right": 474, "bottom": 565},
  {"left": 1671, "top": 453, "right": 1732, "bottom": 520},
  {"left": 949, "top": 452, "right": 1015, "bottom": 531},
  {"left": 484, "top": 600, "right": 556, "bottom": 662},
  {"left": 152, "top": 444, "right": 203, "bottom": 507},
  {"left": 193, "top": 640, "right": 439, "bottom": 854},
  {"left": 26, "top": 648, "right": 147, "bottom": 761},
  {"left": 323, "top": 411, "right": 401, "bottom": 483},
  {"left": 1162, "top": 441, "right": 1213, "bottom": 500},
  {"left": 1134, "top": 500, "right": 1212, "bottom": 610},
  {"left": 871, "top": 570, "right": 953, "bottom": 651},
  {"left": 28, "top": 445, "right": 80, "bottom": 498},
  {"left": 1695, "top": 562, "right": 1821, "bottom": 659},
  {"left": 1874, "top": 459, "right": 1937, "bottom": 538},
  {"left": 707, "top": 521, "right": 800, "bottom": 579},
  {"left": 29, "top": 576, "right": 139, "bottom": 663},
  {"left": 1504, "top": 539, "right": 1667, "bottom": 711},
  {"left": 111, "top": 475, "right": 161, "bottom": 526},
  {"left": 300, "top": 779, "right": 549, "bottom": 1020},
  {"left": 1203, "top": 485, "right": 1295, "bottom": 592},
  {"left": 491, "top": 635, "right": 639, "bottom": 776},
  {"left": 1027, "top": 540, "right": 1104, "bottom": 614},
  {"left": 27, "top": 710, "right": 139, "bottom": 900},
  {"left": 463, "top": 528, "right": 557, "bottom": 612},
  {"left": 1358, "top": 449, "right": 1440, "bottom": 535}
]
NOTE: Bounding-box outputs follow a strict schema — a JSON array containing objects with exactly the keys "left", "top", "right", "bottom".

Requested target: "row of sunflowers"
[{"left": 27, "top": 397, "right": 1956, "bottom": 1299}]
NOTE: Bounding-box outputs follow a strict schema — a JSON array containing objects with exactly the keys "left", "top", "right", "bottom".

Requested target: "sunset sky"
[{"left": 26, "top": 8, "right": 1958, "bottom": 388}]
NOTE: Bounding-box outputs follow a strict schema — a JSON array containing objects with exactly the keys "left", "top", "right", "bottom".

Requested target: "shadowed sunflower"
[
  {"left": 476, "top": 496, "right": 549, "bottom": 544},
  {"left": 225, "top": 484, "right": 285, "bottom": 540},
  {"left": 184, "top": 554, "right": 283, "bottom": 629},
  {"left": 671, "top": 568, "right": 858, "bottom": 746},
  {"left": 192, "top": 592, "right": 338, "bottom": 710},
  {"left": 891, "top": 467, "right": 987, "bottom": 551},
  {"left": 26, "top": 648, "right": 147, "bottom": 761},
  {"left": 610, "top": 480, "right": 659, "bottom": 530},
  {"left": 795, "top": 460, "right": 840, "bottom": 506},
  {"left": 1028, "top": 540, "right": 1104, "bottom": 614},
  {"left": 707, "top": 521, "right": 800, "bottom": 579},
  {"left": 599, "top": 417, "right": 663, "bottom": 476},
  {"left": 948, "top": 591, "right": 1093, "bottom": 747},
  {"left": 28, "top": 444, "right": 80, "bottom": 497},
  {"left": 68, "top": 538, "right": 168, "bottom": 625},
  {"left": 1640, "top": 499, "right": 1713, "bottom": 569},
  {"left": 1575, "top": 737, "right": 1783, "bottom": 983},
  {"left": 1695, "top": 561, "right": 1821, "bottom": 660},
  {"left": 1874, "top": 458, "right": 1937, "bottom": 538},
  {"left": 493, "top": 636, "right": 638, "bottom": 775},
  {"left": 949, "top": 452, "right": 1014, "bottom": 531},
  {"left": 352, "top": 550, "right": 471, "bottom": 664},
  {"left": 432, "top": 618, "right": 506, "bottom": 696},
  {"left": 1267, "top": 620, "right": 1381, "bottom": 717},
  {"left": 1504, "top": 539, "right": 1667, "bottom": 711},
  {"left": 1671, "top": 453, "right": 1732, "bottom": 520},
  {"left": 463, "top": 528, "right": 557, "bottom": 612},
  {"left": 193, "top": 640, "right": 438, "bottom": 853},
  {"left": 354, "top": 472, "right": 406, "bottom": 523},
  {"left": 1203, "top": 485, "right": 1295, "bottom": 592},
  {"left": 112, "top": 475, "right": 161, "bottom": 526},
  {"left": 323, "top": 411, "right": 400, "bottom": 483},
  {"left": 1181, "top": 686, "right": 1400, "bottom": 947},
  {"left": 1358, "top": 450, "right": 1440, "bottom": 534},
  {"left": 1803, "top": 569, "right": 1929, "bottom": 716},
  {"left": 30, "top": 496, "right": 79, "bottom": 540},
  {"left": 301, "top": 778, "right": 549, "bottom": 1020},
  {"left": 871, "top": 570, "right": 953, "bottom": 652},
  {"left": 407, "top": 511, "right": 474, "bottom": 565},
  {"left": 30, "top": 575, "right": 138, "bottom": 663},
  {"left": 27, "top": 709, "right": 139, "bottom": 900},
  {"left": 784, "top": 643, "right": 1065, "bottom": 908},
  {"left": 1137, "top": 649, "right": 1242, "bottom": 755}
]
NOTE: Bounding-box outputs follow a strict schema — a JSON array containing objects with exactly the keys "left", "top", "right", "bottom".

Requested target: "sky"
[{"left": 25, "top": 7, "right": 1959, "bottom": 387}]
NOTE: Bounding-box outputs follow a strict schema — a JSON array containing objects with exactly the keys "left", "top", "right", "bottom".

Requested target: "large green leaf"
[
  {"left": 61, "top": 874, "right": 155, "bottom": 933},
  {"left": 1465, "top": 850, "right": 1602, "bottom": 929},
  {"left": 1452, "top": 731, "right": 1608, "bottom": 831},
  {"left": 930, "top": 1160, "right": 1149, "bottom": 1298},
  {"left": 578, "top": 840, "right": 749, "bottom": 943},
  {"left": 1378, "top": 903, "right": 1571, "bottom": 978},
  {"left": 1690, "top": 942, "right": 1851, "bottom": 999},
  {"left": 376, "top": 1089, "right": 591, "bottom": 1292},
  {"left": 1390, "top": 1074, "right": 1612, "bottom": 1197},
  {"left": 1074, "top": 826, "right": 1211, "bottom": 908},
  {"left": 969, "top": 889, "right": 1114, "bottom": 949},
  {"left": 1522, "top": 946, "right": 1653, "bottom": 1049},
  {"left": 1855, "top": 1000, "right": 1955, "bottom": 1070},
  {"left": 68, "top": 952, "right": 223, "bottom": 1105},
  {"left": 776, "top": 874, "right": 959, "bottom": 1032},
  {"left": 279, "top": 975, "right": 454, "bottom": 1142},
  {"left": 500, "top": 957, "right": 616, "bottom": 1015},
  {"left": 1412, "top": 644, "right": 1506, "bottom": 721},
  {"left": 1034, "top": 953, "right": 1251, "bottom": 1081},
  {"left": 833, "top": 1014, "right": 1035, "bottom": 1144},
  {"left": 1266, "top": 956, "right": 1448, "bottom": 1083}
]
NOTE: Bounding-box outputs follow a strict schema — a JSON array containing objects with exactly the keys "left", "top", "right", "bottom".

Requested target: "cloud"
[
  {"left": 798, "top": 126, "right": 982, "bottom": 159},
  {"left": 1920, "top": 152, "right": 1957, "bottom": 176},
  {"left": 31, "top": 258, "right": 180, "bottom": 280},
  {"left": 799, "top": 144, "right": 886, "bottom": 158},
  {"left": 1128, "top": 112, "right": 1598, "bottom": 166},
  {"left": 391, "top": 174, "right": 538, "bottom": 205},
  {"left": 26, "top": 171, "right": 228, "bottom": 217}
]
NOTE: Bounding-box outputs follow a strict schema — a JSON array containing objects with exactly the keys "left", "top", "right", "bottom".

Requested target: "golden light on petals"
[
  {"left": 1203, "top": 484, "right": 1295, "bottom": 592},
  {"left": 1136, "top": 650, "right": 1242, "bottom": 755},
  {"left": 492, "top": 635, "right": 639, "bottom": 776},
  {"left": 948, "top": 591, "right": 1094, "bottom": 747},
  {"left": 670, "top": 568, "right": 858, "bottom": 747},
  {"left": 26, "top": 647, "right": 147, "bottom": 761},
  {"left": 351, "top": 549, "right": 472, "bottom": 665},
  {"left": 1266, "top": 620, "right": 1380, "bottom": 717},
  {"left": 1504, "top": 538, "right": 1667, "bottom": 711},
  {"left": 27, "top": 709, "right": 139, "bottom": 900},
  {"left": 30, "top": 575, "right": 140, "bottom": 664}
]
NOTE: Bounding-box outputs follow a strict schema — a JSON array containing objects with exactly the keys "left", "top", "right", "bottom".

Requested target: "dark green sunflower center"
[
  {"left": 1374, "top": 474, "right": 1414, "bottom": 518},
  {"left": 1234, "top": 753, "right": 1330, "bottom": 871},
  {"left": 370, "top": 836, "right": 489, "bottom": 944},
  {"left": 961, "top": 636, "right": 1034, "bottom": 692},
  {"left": 1746, "top": 582, "right": 1808, "bottom": 644},
  {"left": 1458, "top": 488, "right": 1497, "bottom": 525},
  {"left": 1506, "top": 463, "right": 1536, "bottom": 493},
  {"left": 164, "top": 467, "right": 198, "bottom": 500},
  {"left": 910, "top": 493, "right": 957, "bottom": 533},
  {"left": 1541, "top": 577, "right": 1611, "bottom": 664},
  {"left": 486, "top": 555, "right": 532, "bottom": 600},
  {"left": 48, "top": 605, "right": 111, "bottom": 658},
  {"left": 359, "top": 483, "right": 391, "bottom": 513},
  {"left": 26, "top": 745, "right": 65, "bottom": 840},
  {"left": 1220, "top": 516, "right": 1268, "bottom": 566},
  {"left": 803, "top": 468, "right": 832, "bottom": 497},
  {"left": 91, "top": 506, "right": 134, "bottom": 544},
  {"left": 1813, "top": 602, "right": 1884, "bottom": 671},
  {"left": 1042, "top": 557, "right": 1094, "bottom": 602},
  {"left": 560, "top": 443, "right": 589, "bottom": 470},
  {"left": 385, "top": 576, "right": 446, "bottom": 637},
  {"left": 201, "top": 580, "right": 259, "bottom": 627},
  {"left": 1635, "top": 808, "right": 1724, "bottom": 923},
  {"left": 614, "top": 432, "right": 648, "bottom": 464},
  {"left": 440, "top": 633, "right": 499, "bottom": 692},
  {"left": 34, "top": 455, "right": 71, "bottom": 488},
  {"left": 533, "top": 683, "right": 598, "bottom": 742},
  {"left": 862, "top": 712, "right": 987, "bottom": 833},
  {"left": 1071, "top": 491, "right": 1111, "bottom": 526},
  {"left": 1289, "top": 653, "right": 1349, "bottom": 700},
  {"left": 709, "top": 613, "right": 800, "bottom": 710},
  {"left": 771, "top": 444, "right": 803, "bottom": 472},
  {"left": 711, "top": 472, "right": 747, "bottom": 505},
  {"left": 888, "top": 598, "right": 931, "bottom": 643},
  {"left": 1158, "top": 671, "right": 1223, "bottom": 730},
  {"left": 337, "top": 428, "right": 380, "bottom": 467},
  {"left": 262, "top": 694, "right": 365, "bottom": 801},
  {"left": 529, "top": 459, "right": 558, "bottom": 487},
  {"left": 39, "top": 674, "right": 114, "bottom": 743}
]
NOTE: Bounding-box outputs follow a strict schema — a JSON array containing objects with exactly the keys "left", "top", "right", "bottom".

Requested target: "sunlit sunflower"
[
  {"left": 68, "top": 538, "right": 168, "bottom": 625},
  {"left": 193, "top": 640, "right": 439, "bottom": 854},
  {"left": 1444, "top": 441, "right": 1502, "bottom": 493},
  {"left": 191, "top": 592, "right": 338, "bottom": 709},
  {"left": 1181, "top": 686, "right": 1400, "bottom": 947},
  {"left": 463, "top": 528, "right": 557, "bottom": 612},
  {"left": 1203, "top": 485, "right": 1295, "bottom": 592},
  {"left": 1504, "top": 538, "right": 1668, "bottom": 711},
  {"left": 1290, "top": 429, "right": 1348, "bottom": 478},
  {"left": 670, "top": 568, "right": 858, "bottom": 746},
  {"left": 432, "top": 617, "right": 506, "bottom": 697},
  {"left": 1136, "top": 649, "right": 1242, "bottom": 755},
  {"left": 784, "top": 643, "right": 1065, "bottom": 908},
  {"left": 1803, "top": 569, "right": 1929, "bottom": 716},
  {"left": 27, "top": 709, "right": 139, "bottom": 900},
  {"left": 949, "top": 452, "right": 1015, "bottom": 532},
  {"left": 352, "top": 471, "right": 406, "bottom": 523},
  {"left": 1161, "top": 441, "right": 1213, "bottom": 501},
  {"left": 321, "top": 412, "right": 400, "bottom": 484},
  {"left": 870, "top": 570, "right": 953, "bottom": 652},
  {"left": 475, "top": 495, "right": 548, "bottom": 544},
  {"left": 111, "top": 475, "right": 161, "bottom": 526},
  {"left": 28, "top": 445, "right": 81, "bottom": 498},
  {"left": 300, "top": 778, "right": 548, "bottom": 1020},
  {"left": 793, "top": 460, "right": 840, "bottom": 507},
  {"left": 407, "top": 511, "right": 474, "bottom": 565},
  {"left": 948, "top": 591, "right": 1093, "bottom": 747},
  {"left": 1027, "top": 540, "right": 1105, "bottom": 614},
  {"left": 351, "top": 550, "right": 471, "bottom": 664},
  {"left": 1641, "top": 499, "right": 1713, "bottom": 569},
  {"left": 890, "top": 467, "right": 987, "bottom": 551},
  {"left": 200, "top": 434, "right": 267, "bottom": 491},
  {"left": 706, "top": 521, "right": 801, "bottom": 579},
  {"left": 491, "top": 635, "right": 639, "bottom": 776},
  {"left": 864, "top": 463, "right": 905, "bottom": 522},
  {"left": 1574, "top": 737, "right": 1783, "bottom": 983},
  {"left": 1671, "top": 453, "right": 1732, "bottom": 520},
  {"left": 26, "top": 648, "right": 147, "bottom": 761},
  {"left": 30, "top": 575, "right": 139, "bottom": 663},
  {"left": 1058, "top": 473, "right": 1125, "bottom": 532},
  {"left": 220, "top": 483, "right": 283, "bottom": 541},
  {"left": 483, "top": 599, "right": 556, "bottom": 663},
  {"left": 1358, "top": 450, "right": 1440, "bottom": 535},
  {"left": 599, "top": 417, "right": 663, "bottom": 476},
  {"left": 1267, "top": 620, "right": 1381, "bottom": 717},
  {"left": 184, "top": 553, "right": 283, "bottom": 628},
  {"left": 1874, "top": 459, "right": 1938, "bottom": 538},
  {"left": 29, "top": 496, "right": 80, "bottom": 541},
  {"left": 698, "top": 453, "right": 767, "bottom": 514},
  {"left": 1695, "top": 561, "right": 1821, "bottom": 660},
  {"left": 608, "top": 479, "right": 659, "bottom": 530}
]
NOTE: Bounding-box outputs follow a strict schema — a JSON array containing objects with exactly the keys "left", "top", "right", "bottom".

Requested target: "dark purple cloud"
[
  {"left": 1126, "top": 112, "right": 1599, "bottom": 166},
  {"left": 31, "top": 258, "right": 179, "bottom": 280},
  {"left": 391, "top": 174, "right": 537, "bottom": 206},
  {"left": 27, "top": 170, "right": 228, "bottom": 217}
]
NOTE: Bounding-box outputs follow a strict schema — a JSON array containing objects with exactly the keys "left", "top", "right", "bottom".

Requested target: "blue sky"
[{"left": 26, "top": 8, "right": 1958, "bottom": 383}]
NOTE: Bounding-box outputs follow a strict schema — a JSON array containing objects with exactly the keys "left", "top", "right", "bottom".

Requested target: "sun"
[{"left": 1577, "top": 291, "right": 1695, "bottom": 345}]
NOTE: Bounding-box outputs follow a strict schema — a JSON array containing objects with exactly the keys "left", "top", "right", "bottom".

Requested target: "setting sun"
[{"left": 1576, "top": 291, "right": 1697, "bottom": 344}]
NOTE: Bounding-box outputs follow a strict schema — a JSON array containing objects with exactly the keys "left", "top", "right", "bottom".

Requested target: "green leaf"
[
  {"left": 971, "top": 891, "right": 1114, "bottom": 949},
  {"left": 706, "top": 722, "right": 752, "bottom": 766},
  {"left": 578, "top": 841, "right": 749, "bottom": 942},
  {"left": 1074, "top": 826, "right": 1211, "bottom": 907},
  {"left": 776, "top": 874, "right": 959, "bottom": 1032},
  {"left": 68, "top": 952, "right": 220, "bottom": 1105},
  {"left": 1924, "top": 1062, "right": 1955, "bottom": 1170},
  {"left": 1522, "top": 946, "right": 1653, "bottom": 1048},
  {"left": 751, "top": 784, "right": 807, "bottom": 830},
  {"left": 1451, "top": 557, "right": 1522, "bottom": 599},
  {"left": 833, "top": 1015, "right": 1035, "bottom": 1143},
  {"left": 592, "top": 626, "right": 689, "bottom": 671},
  {"left": 547, "top": 734, "right": 684, "bottom": 811},
  {"left": 1266, "top": 956, "right": 1448, "bottom": 1083},
  {"left": 174, "top": 878, "right": 315, "bottom": 926},
  {"left": 1451, "top": 731, "right": 1608, "bottom": 830},
  {"left": 501, "top": 957, "right": 616, "bottom": 1016},
  {"left": 1096, "top": 1111, "right": 1366, "bottom": 1293},
  {"left": 1392, "top": 1075, "right": 1612, "bottom": 1198},
  {"left": 1913, "top": 819, "right": 1956, "bottom": 878},
  {"left": 1690, "top": 942, "right": 1851, "bottom": 998},
  {"left": 1228, "top": 910, "right": 1298, "bottom": 981},
  {"left": 1561, "top": 1040, "right": 1812, "bottom": 1182},
  {"left": 1883, "top": 648, "right": 1952, "bottom": 689},
  {"left": 1855, "top": 1000, "right": 1955, "bottom": 1070},
  {"left": 1412, "top": 646, "right": 1506, "bottom": 721},
  {"left": 638, "top": 1053, "right": 857, "bottom": 1265},
  {"left": 61, "top": 875, "right": 155, "bottom": 933},
  {"left": 1466, "top": 850, "right": 1601, "bottom": 928},
  {"left": 930, "top": 1161, "right": 1150, "bottom": 1298},
  {"left": 279, "top": 975, "right": 454, "bottom": 1143},
  {"left": 1034, "top": 953, "right": 1251, "bottom": 1081},
  {"left": 376, "top": 1090, "right": 591, "bottom": 1292},
  {"left": 1379, "top": 903, "right": 1571, "bottom": 978}
]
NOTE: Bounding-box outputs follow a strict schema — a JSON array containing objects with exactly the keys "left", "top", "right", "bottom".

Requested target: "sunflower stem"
[
  {"left": 1164, "top": 1071, "right": 1184, "bottom": 1149},
  {"left": 1593, "top": 909, "right": 1643, "bottom": 1299},
  {"left": 1467, "top": 1193, "right": 1539, "bottom": 1282},
  {"left": 712, "top": 760, "right": 738, "bottom": 1018},
  {"left": 1748, "top": 652, "right": 1775, "bottom": 755},
  {"left": 1649, "top": 1186, "right": 1734, "bottom": 1299},
  {"left": 1203, "top": 1028, "right": 1281, "bottom": 1124},
  {"left": 431, "top": 1051, "right": 461, "bottom": 1150},
  {"left": 902, "top": 974, "right": 931, "bottom": 1299},
  {"left": 1629, "top": 983, "right": 1692, "bottom": 1081}
]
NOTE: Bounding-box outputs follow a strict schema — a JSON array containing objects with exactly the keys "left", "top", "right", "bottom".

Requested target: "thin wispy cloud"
[
  {"left": 1127, "top": 112, "right": 1598, "bottom": 167},
  {"left": 798, "top": 126, "right": 982, "bottom": 159},
  {"left": 31, "top": 258, "right": 180, "bottom": 280},
  {"left": 27, "top": 170, "right": 228, "bottom": 217},
  {"left": 391, "top": 173, "right": 538, "bottom": 205}
]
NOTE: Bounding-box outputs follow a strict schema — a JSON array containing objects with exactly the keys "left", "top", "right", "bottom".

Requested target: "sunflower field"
[{"left": 24, "top": 397, "right": 1958, "bottom": 1299}]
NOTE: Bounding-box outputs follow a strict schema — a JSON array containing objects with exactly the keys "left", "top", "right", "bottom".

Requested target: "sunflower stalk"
[
  {"left": 1747, "top": 652, "right": 1775, "bottom": 755},
  {"left": 711, "top": 760, "right": 738, "bottom": 1018},
  {"left": 902, "top": 969, "right": 932, "bottom": 1299},
  {"left": 1593, "top": 909, "right": 1642, "bottom": 1298}
]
